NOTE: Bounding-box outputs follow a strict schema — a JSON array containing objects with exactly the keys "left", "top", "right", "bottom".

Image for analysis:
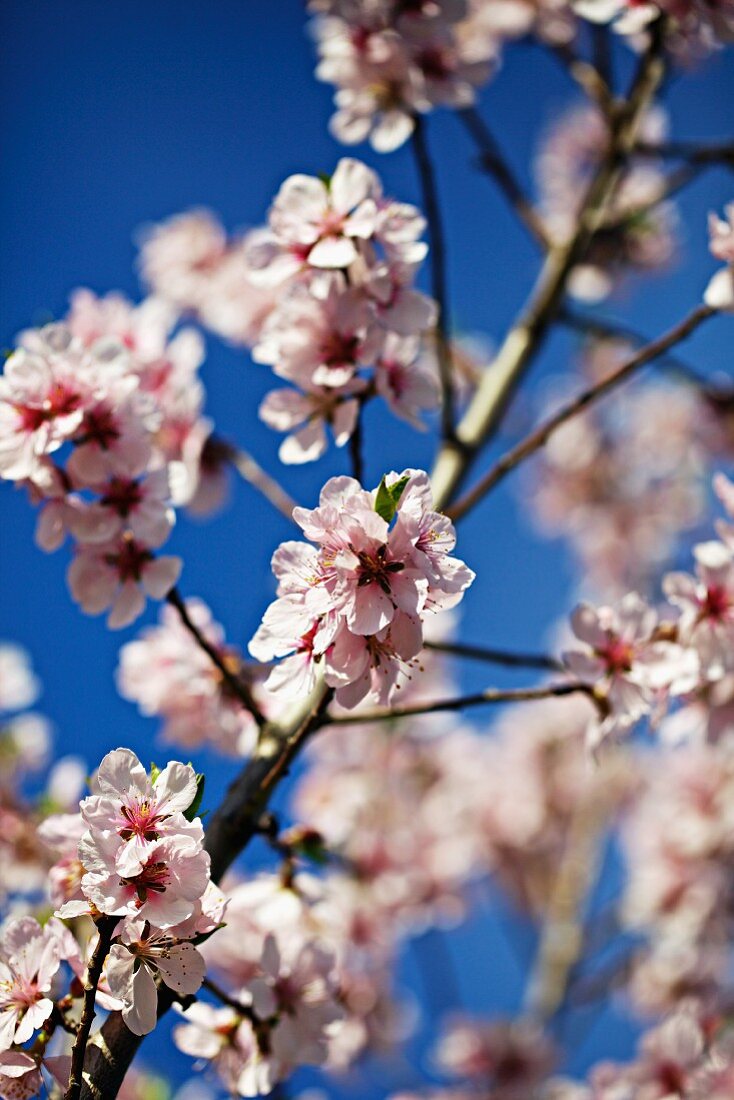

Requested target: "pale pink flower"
[
  {"left": 174, "top": 1001, "right": 274, "bottom": 1098},
  {"left": 67, "top": 468, "right": 175, "bottom": 548},
  {"left": 138, "top": 209, "right": 229, "bottom": 310},
  {"left": 0, "top": 917, "right": 60, "bottom": 1052},
  {"left": 106, "top": 919, "right": 206, "bottom": 1035},
  {"left": 260, "top": 384, "right": 362, "bottom": 465},
  {"left": 435, "top": 1016, "right": 557, "bottom": 1098},
  {"left": 80, "top": 748, "right": 201, "bottom": 872},
  {"left": 247, "top": 159, "right": 382, "bottom": 281},
  {"left": 706, "top": 203, "right": 734, "bottom": 311},
  {"left": 564, "top": 593, "right": 693, "bottom": 746},
  {"left": 78, "top": 831, "right": 210, "bottom": 929},
  {"left": 0, "top": 328, "right": 93, "bottom": 481},
  {"left": 0, "top": 646, "right": 39, "bottom": 714},
  {"left": 67, "top": 534, "right": 182, "bottom": 628},
  {"left": 248, "top": 934, "right": 344, "bottom": 1074},
  {"left": 375, "top": 334, "right": 439, "bottom": 429},
  {"left": 39, "top": 811, "right": 87, "bottom": 910},
  {"left": 0, "top": 1050, "right": 44, "bottom": 1100},
  {"left": 664, "top": 541, "right": 734, "bottom": 680},
  {"left": 253, "top": 274, "right": 383, "bottom": 388}
]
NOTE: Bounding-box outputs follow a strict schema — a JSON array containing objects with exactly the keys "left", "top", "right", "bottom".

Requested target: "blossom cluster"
[
  {"left": 561, "top": 473, "right": 734, "bottom": 749},
  {"left": 0, "top": 290, "right": 224, "bottom": 628},
  {"left": 174, "top": 874, "right": 347, "bottom": 1096},
  {"left": 574, "top": 0, "right": 734, "bottom": 58},
  {"left": 141, "top": 158, "right": 441, "bottom": 464},
  {"left": 249, "top": 469, "right": 474, "bottom": 707}
]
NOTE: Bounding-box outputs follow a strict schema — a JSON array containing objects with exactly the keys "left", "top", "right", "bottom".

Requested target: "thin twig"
[
  {"left": 458, "top": 107, "right": 551, "bottom": 249},
  {"left": 218, "top": 439, "right": 299, "bottom": 524},
  {"left": 166, "top": 587, "right": 266, "bottom": 727},
  {"left": 447, "top": 303, "right": 716, "bottom": 523},
  {"left": 202, "top": 977, "right": 258, "bottom": 1023},
  {"left": 64, "top": 917, "right": 118, "bottom": 1100},
  {"left": 412, "top": 114, "right": 456, "bottom": 444},
  {"left": 558, "top": 307, "right": 713, "bottom": 388},
  {"left": 430, "top": 21, "right": 669, "bottom": 509},
  {"left": 323, "top": 681, "right": 594, "bottom": 726},
  {"left": 425, "top": 638, "right": 562, "bottom": 671}
]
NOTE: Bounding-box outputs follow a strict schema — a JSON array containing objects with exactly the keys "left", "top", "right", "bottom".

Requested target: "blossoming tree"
[{"left": 2, "top": 2, "right": 734, "bottom": 1098}]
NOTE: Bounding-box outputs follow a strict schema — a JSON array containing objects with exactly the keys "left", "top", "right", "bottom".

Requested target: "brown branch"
[
  {"left": 458, "top": 107, "right": 551, "bottom": 249},
  {"left": 430, "top": 21, "right": 669, "bottom": 510},
  {"left": 166, "top": 587, "right": 266, "bottom": 728},
  {"left": 447, "top": 303, "right": 716, "bottom": 523},
  {"left": 202, "top": 977, "right": 259, "bottom": 1023},
  {"left": 635, "top": 139, "right": 734, "bottom": 167},
  {"left": 323, "top": 681, "right": 594, "bottom": 726},
  {"left": 64, "top": 917, "right": 118, "bottom": 1100},
  {"left": 412, "top": 115, "right": 456, "bottom": 444},
  {"left": 558, "top": 307, "right": 714, "bottom": 388},
  {"left": 424, "top": 638, "right": 562, "bottom": 671},
  {"left": 219, "top": 440, "right": 299, "bottom": 524}
]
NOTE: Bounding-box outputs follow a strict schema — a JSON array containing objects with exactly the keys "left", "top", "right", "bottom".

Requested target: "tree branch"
[
  {"left": 447, "top": 302, "right": 716, "bottom": 523},
  {"left": 64, "top": 917, "right": 119, "bottom": 1100},
  {"left": 412, "top": 115, "right": 456, "bottom": 444},
  {"left": 431, "top": 21, "right": 669, "bottom": 510},
  {"left": 558, "top": 306, "right": 714, "bottom": 388},
  {"left": 166, "top": 587, "right": 266, "bottom": 728},
  {"left": 219, "top": 439, "right": 299, "bottom": 524},
  {"left": 424, "top": 638, "right": 562, "bottom": 671},
  {"left": 458, "top": 107, "right": 551, "bottom": 249},
  {"left": 323, "top": 681, "right": 594, "bottom": 726}
]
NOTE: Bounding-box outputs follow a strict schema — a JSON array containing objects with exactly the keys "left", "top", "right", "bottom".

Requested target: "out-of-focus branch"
[
  {"left": 324, "top": 681, "right": 595, "bottom": 726},
  {"left": 431, "top": 21, "right": 669, "bottom": 511},
  {"left": 558, "top": 306, "right": 714, "bottom": 388},
  {"left": 635, "top": 139, "right": 734, "bottom": 168},
  {"left": 425, "top": 638, "right": 562, "bottom": 671},
  {"left": 524, "top": 754, "right": 628, "bottom": 1022},
  {"left": 458, "top": 107, "right": 551, "bottom": 249},
  {"left": 218, "top": 439, "right": 299, "bottom": 524},
  {"left": 166, "top": 587, "right": 266, "bottom": 727},
  {"left": 547, "top": 41, "right": 614, "bottom": 113},
  {"left": 447, "top": 303, "right": 716, "bottom": 523},
  {"left": 412, "top": 115, "right": 456, "bottom": 443}
]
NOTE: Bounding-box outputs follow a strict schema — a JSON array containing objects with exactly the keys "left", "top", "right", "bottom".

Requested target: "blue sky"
[{"left": 1, "top": 2, "right": 733, "bottom": 1095}]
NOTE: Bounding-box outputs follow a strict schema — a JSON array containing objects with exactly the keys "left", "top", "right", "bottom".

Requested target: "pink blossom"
[
  {"left": 0, "top": 646, "right": 39, "bottom": 714},
  {"left": 664, "top": 541, "right": 734, "bottom": 680},
  {"left": 174, "top": 1001, "right": 274, "bottom": 1098},
  {"left": 80, "top": 748, "right": 201, "bottom": 871},
  {"left": 0, "top": 1050, "right": 44, "bottom": 1100},
  {"left": 435, "top": 1016, "right": 557, "bottom": 1098},
  {"left": 564, "top": 593, "right": 694, "bottom": 747},
  {"left": 106, "top": 919, "right": 206, "bottom": 1035},
  {"left": 250, "top": 471, "right": 473, "bottom": 707},
  {"left": 375, "top": 334, "right": 439, "bottom": 429},
  {"left": 259, "top": 384, "right": 362, "bottom": 465},
  {"left": 0, "top": 917, "right": 60, "bottom": 1051},
  {"left": 247, "top": 159, "right": 382, "bottom": 281},
  {"left": 705, "top": 203, "right": 734, "bottom": 311},
  {"left": 67, "top": 534, "right": 182, "bottom": 628},
  {"left": 78, "top": 831, "right": 210, "bottom": 928}
]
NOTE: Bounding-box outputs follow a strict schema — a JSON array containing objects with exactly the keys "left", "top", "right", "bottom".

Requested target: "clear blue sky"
[{"left": 1, "top": 2, "right": 732, "bottom": 1095}]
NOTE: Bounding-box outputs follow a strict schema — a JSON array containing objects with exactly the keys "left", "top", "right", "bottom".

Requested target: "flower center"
[{"left": 355, "top": 543, "right": 405, "bottom": 595}]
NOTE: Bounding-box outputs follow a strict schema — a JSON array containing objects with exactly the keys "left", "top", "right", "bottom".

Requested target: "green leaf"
[
  {"left": 318, "top": 171, "right": 332, "bottom": 189},
  {"left": 184, "top": 773, "right": 206, "bottom": 822},
  {"left": 374, "top": 474, "right": 410, "bottom": 524},
  {"left": 149, "top": 762, "right": 162, "bottom": 783}
]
